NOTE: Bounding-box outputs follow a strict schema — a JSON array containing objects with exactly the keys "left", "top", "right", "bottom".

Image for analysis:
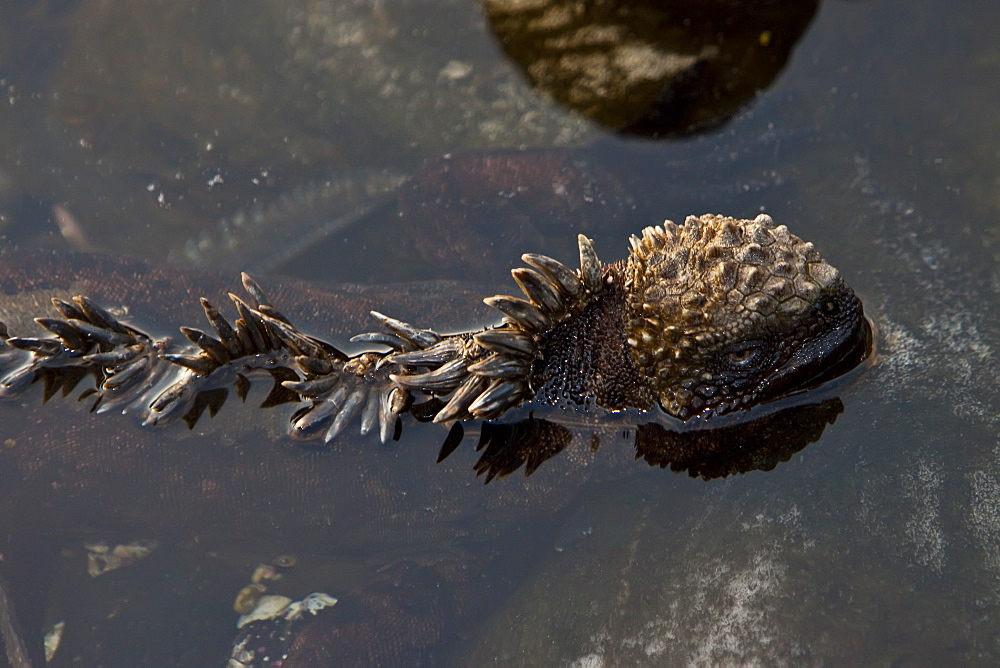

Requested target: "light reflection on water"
[{"left": 0, "top": 0, "right": 999, "bottom": 664}]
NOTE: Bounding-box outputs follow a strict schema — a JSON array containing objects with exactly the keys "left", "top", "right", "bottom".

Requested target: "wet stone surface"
[{"left": 0, "top": 0, "right": 999, "bottom": 664}]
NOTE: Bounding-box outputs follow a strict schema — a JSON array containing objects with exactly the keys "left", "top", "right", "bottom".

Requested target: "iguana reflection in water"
[{"left": 0, "top": 213, "right": 869, "bottom": 664}]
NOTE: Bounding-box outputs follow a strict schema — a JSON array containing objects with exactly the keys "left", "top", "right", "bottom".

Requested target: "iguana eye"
[{"left": 724, "top": 344, "right": 763, "bottom": 369}]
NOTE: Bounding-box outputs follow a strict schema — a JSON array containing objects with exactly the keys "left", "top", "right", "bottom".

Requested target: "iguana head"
[{"left": 623, "top": 213, "right": 869, "bottom": 419}]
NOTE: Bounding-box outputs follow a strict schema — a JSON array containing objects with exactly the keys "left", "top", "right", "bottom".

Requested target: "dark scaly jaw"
[{"left": 752, "top": 289, "right": 872, "bottom": 406}]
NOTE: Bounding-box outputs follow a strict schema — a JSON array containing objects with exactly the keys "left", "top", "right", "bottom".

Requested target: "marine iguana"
[{"left": 0, "top": 213, "right": 869, "bottom": 442}]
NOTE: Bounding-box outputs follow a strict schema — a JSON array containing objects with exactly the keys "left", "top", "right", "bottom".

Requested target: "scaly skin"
[{"left": 1, "top": 214, "right": 867, "bottom": 441}]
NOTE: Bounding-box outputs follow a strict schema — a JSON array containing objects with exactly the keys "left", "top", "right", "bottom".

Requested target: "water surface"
[{"left": 1, "top": 0, "right": 999, "bottom": 664}]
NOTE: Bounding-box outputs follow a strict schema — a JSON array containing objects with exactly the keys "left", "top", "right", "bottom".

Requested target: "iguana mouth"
[{"left": 756, "top": 304, "right": 873, "bottom": 405}]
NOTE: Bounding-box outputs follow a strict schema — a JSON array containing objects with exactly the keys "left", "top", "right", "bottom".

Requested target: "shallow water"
[{"left": 1, "top": 0, "right": 999, "bottom": 664}]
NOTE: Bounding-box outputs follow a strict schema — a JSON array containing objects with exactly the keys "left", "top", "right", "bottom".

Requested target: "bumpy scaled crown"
[{"left": 623, "top": 213, "right": 844, "bottom": 418}]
